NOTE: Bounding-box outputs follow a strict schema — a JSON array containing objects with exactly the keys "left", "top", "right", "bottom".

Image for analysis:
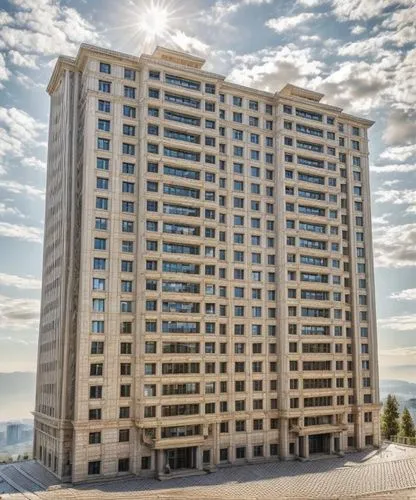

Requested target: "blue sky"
[{"left": 0, "top": 0, "right": 415, "bottom": 380}]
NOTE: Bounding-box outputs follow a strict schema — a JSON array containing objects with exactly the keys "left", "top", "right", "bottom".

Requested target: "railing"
[{"left": 391, "top": 435, "right": 416, "bottom": 446}]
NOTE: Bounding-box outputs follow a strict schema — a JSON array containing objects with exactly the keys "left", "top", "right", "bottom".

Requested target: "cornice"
[{"left": 45, "top": 43, "right": 375, "bottom": 127}]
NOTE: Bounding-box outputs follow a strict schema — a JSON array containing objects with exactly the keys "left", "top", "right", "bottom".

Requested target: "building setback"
[{"left": 34, "top": 43, "right": 381, "bottom": 483}]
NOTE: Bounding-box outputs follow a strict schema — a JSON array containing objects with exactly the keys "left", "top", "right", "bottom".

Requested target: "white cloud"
[
  {"left": 0, "top": 202, "right": 25, "bottom": 219},
  {"left": 372, "top": 213, "right": 391, "bottom": 226},
  {"left": 170, "top": 31, "right": 209, "bottom": 56},
  {"left": 371, "top": 164, "right": 416, "bottom": 173},
  {"left": 374, "top": 188, "right": 416, "bottom": 206},
  {"left": 380, "top": 144, "right": 416, "bottom": 162},
  {"left": 406, "top": 206, "right": 416, "bottom": 215},
  {"left": 0, "top": 179, "right": 45, "bottom": 199},
  {"left": 339, "top": 27, "right": 416, "bottom": 58},
  {"left": 8, "top": 50, "right": 38, "bottom": 69},
  {"left": 351, "top": 25, "right": 366, "bottom": 35},
  {"left": 378, "top": 314, "right": 416, "bottom": 331},
  {"left": 382, "top": 179, "right": 400, "bottom": 188},
  {"left": 0, "top": 273, "right": 41, "bottom": 290},
  {"left": 0, "top": 222, "right": 43, "bottom": 243},
  {"left": 373, "top": 223, "right": 416, "bottom": 268},
  {"left": 383, "top": 110, "right": 416, "bottom": 145},
  {"left": 15, "top": 72, "right": 44, "bottom": 89},
  {"left": 299, "top": 35, "right": 321, "bottom": 42},
  {"left": 0, "top": 294, "right": 40, "bottom": 330},
  {"left": 228, "top": 45, "right": 324, "bottom": 92},
  {"left": 201, "top": 1, "right": 239, "bottom": 26},
  {"left": 201, "top": 0, "right": 273, "bottom": 26},
  {"left": 382, "top": 3, "right": 416, "bottom": 29},
  {"left": 310, "top": 60, "right": 389, "bottom": 112},
  {"left": 391, "top": 289, "right": 416, "bottom": 301},
  {"left": 0, "top": 53, "right": 10, "bottom": 87},
  {"left": 331, "top": 0, "right": 413, "bottom": 21},
  {"left": 0, "top": 0, "right": 103, "bottom": 60},
  {"left": 21, "top": 157, "right": 46, "bottom": 171},
  {"left": 296, "top": 0, "right": 324, "bottom": 6},
  {"left": 388, "top": 47, "right": 416, "bottom": 111},
  {"left": 0, "top": 106, "right": 46, "bottom": 160},
  {"left": 266, "top": 13, "right": 316, "bottom": 32},
  {"left": 338, "top": 34, "right": 387, "bottom": 57},
  {"left": 0, "top": 11, "right": 13, "bottom": 24}
]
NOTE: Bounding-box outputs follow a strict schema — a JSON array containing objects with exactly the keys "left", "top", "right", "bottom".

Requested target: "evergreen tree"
[
  {"left": 381, "top": 394, "right": 400, "bottom": 439},
  {"left": 400, "top": 407, "right": 416, "bottom": 438}
]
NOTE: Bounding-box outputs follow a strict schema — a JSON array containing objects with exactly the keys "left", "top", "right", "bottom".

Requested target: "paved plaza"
[{"left": 1, "top": 443, "right": 416, "bottom": 499}]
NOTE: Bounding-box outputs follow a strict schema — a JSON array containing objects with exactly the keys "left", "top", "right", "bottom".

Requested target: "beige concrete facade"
[{"left": 34, "top": 43, "right": 381, "bottom": 483}]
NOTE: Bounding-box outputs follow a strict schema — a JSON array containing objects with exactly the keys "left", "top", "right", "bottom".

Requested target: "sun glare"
[
  {"left": 136, "top": 0, "right": 175, "bottom": 47},
  {"left": 139, "top": 4, "right": 169, "bottom": 38},
  {"left": 109, "top": 0, "right": 191, "bottom": 53}
]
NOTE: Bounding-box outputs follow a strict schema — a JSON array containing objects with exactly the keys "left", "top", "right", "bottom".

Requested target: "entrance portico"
[
  {"left": 297, "top": 431, "right": 345, "bottom": 459},
  {"left": 156, "top": 445, "right": 203, "bottom": 477}
]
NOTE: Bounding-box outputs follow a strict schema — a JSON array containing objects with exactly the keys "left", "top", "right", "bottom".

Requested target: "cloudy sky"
[{"left": 0, "top": 0, "right": 415, "bottom": 380}]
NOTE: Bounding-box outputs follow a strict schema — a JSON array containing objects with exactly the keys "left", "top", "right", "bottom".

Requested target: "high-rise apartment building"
[{"left": 34, "top": 44, "right": 380, "bottom": 483}]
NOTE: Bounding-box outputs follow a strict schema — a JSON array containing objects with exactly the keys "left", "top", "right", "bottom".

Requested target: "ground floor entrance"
[
  {"left": 309, "top": 433, "right": 331, "bottom": 454},
  {"left": 165, "top": 447, "right": 197, "bottom": 470}
]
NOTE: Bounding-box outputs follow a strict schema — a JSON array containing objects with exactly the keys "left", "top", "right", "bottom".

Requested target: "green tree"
[
  {"left": 400, "top": 407, "right": 416, "bottom": 438},
  {"left": 381, "top": 394, "right": 400, "bottom": 439}
]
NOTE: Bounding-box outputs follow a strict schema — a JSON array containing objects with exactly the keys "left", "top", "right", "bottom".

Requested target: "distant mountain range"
[
  {"left": 0, "top": 373, "right": 415, "bottom": 422},
  {"left": 0, "top": 372, "right": 36, "bottom": 421},
  {"left": 380, "top": 379, "right": 416, "bottom": 399}
]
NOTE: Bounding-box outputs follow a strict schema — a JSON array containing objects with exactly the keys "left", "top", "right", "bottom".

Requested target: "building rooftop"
[
  {"left": 46, "top": 44, "right": 374, "bottom": 126},
  {"left": 1, "top": 444, "right": 415, "bottom": 499}
]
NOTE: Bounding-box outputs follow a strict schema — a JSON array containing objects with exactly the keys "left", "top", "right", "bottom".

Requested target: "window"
[
  {"left": 253, "top": 445, "right": 263, "bottom": 458},
  {"left": 149, "top": 70, "right": 160, "bottom": 80},
  {"left": 89, "top": 431, "right": 101, "bottom": 444},
  {"left": 97, "top": 138, "right": 110, "bottom": 151},
  {"left": 91, "top": 341, "right": 104, "bottom": 354},
  {"left": 148, "top": 88, "right": 160, "bottom": 98},
  {"left": 100, "top": 62, "right": 111, "bottom": 74},
  {"left": 98, "top": 80, "right": 111, "bottom": 93},
  {"left": 123, "top": 124, "right": 135, "bottom": 136},
  {"left": 233, "top": 96, "right": 243, "bottom": 107},
  {"left": 96, "top": 177, "right": 108, "bottom": 190},
  {"left": 89, "top": 408, "right": 102, "bottom": 421},
  {"left": 122, "top": 143, "right": 135, "bottom": 156},
  {"left": 88, "top": 382, "right": 103, "bottom": 399},
  {"left": 98, "top": 100, "right": 110, "bottom": 112},
  {"left": 119, "top": 407, "right": 130, "bottom": 418},
  {"left": 98, "top": 119, "right": 110, "bottom": 132},
  {"left": 121, "top": 66, "right": 135, "bottom": 80},
  {"left": 88, "top": 460, "right": 101, "bottom": 475},
  {"left": 233, "top": 112, "right": 243, "bottom": 123},
  {"left": 118, "top": 458, "right": 130, "bottom": 473},
  {"left": 148, "top": 107, "right": 159, "bottom": 117}
]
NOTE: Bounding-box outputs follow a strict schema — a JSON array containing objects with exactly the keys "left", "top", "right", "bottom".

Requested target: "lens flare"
[{"left": 138, "top": 3, "right": 170, "bottom": 39}]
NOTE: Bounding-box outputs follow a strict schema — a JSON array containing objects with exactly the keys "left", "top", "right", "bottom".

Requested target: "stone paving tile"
[
  {"left": 3, "top": 444, "right": 416, "bottom": 499},
  {"left": 40, "top": 455, "right": 416, "bottom": 499}
]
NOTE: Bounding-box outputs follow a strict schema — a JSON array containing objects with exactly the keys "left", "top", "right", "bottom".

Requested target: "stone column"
[
  {"left": 303, "top": 436, "right": 309, "bottom": 459},
  {"left": 294, "top": 436, "right": 299, "bottom": 457},
  {"left": 195, "top": 446, "right": 202, "bottom": 470},
  {"left": 279, "top": 418, "right": 289, "bottom": 459},
  {"left": 340, "top": 431, "right": 348, "bottom": 452},
  {"left": 329, "top": 434, "right": 335, "bottom": 454},
  {"left": 157, "top": 450, "right": 165, "bottom": 474}
]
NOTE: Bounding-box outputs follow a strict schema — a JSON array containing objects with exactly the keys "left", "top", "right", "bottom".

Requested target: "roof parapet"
[
  {"left": 278, "top": 84, "right": 324, "bottom": 102},
  {"left": 152, "top": 46, "right": 205, "bottom": 69}
]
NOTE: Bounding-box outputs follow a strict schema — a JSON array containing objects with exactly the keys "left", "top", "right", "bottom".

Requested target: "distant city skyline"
[{"left": 0, "top": 0, "right": 415, "bottom": 382}]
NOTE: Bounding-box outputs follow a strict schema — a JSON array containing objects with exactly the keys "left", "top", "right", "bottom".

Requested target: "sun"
[
  {"left": 108, "top": 0, "right": 189, "bottom": 53},
  {"left": 139, "top": 3, "right": 170, "bottom": 38},
  {"left": 137, "top": 0, "right": 174, "bottom": 47}
]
